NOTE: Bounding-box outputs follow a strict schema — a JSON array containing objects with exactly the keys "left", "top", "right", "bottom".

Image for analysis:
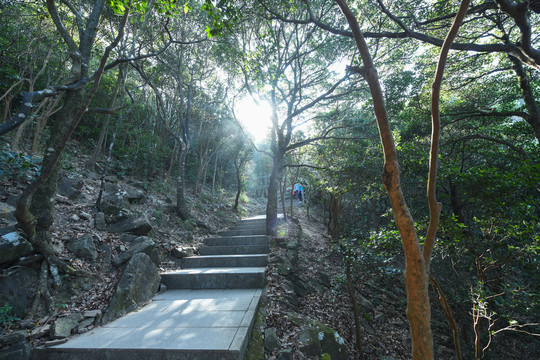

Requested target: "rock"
[
  {"left": 57, "top": 174, "right": 83, "bottom": 201},
  {"left": 0, "top": 232, "right": 33, "bottom": 265},
  {"left": 19, "top": 319, "right": 34, "bottom": 329},
  {"left": 298, "top": 328, "right": 321, "bottom": 357},
  {"left": 104, "top": 175, "right": 118, "bottom": 182},
  {"left": 70, "top": 214, "right": 80, "bottom": 221},
  {"left": 66, "top": 235, "right": 98, "bottom": 260},
  {"left": 83, "top": 310, "right": 102, "bottom": 318},
  {"left": 97, "top": 243, "right": 112, "bottom": 270},
  {"left": 108, "top": 216, "right": 152, "bottom": 236},
  {"left": 317, "top": 271, "right": 332, "bottom": 287},
  {"left": 50, "top": 314, "right": 83, "bottom": 339},
  {"left": 44, "top": 338, "right": 68, "bottom": 346},
  {"left": 0, "top": 203, "right": 15, "bottom": 221},
  {"left": 1, "top": 331, "right": 26, "bottom": 345},
  {"left": 100, "top": 191, "right": 129, "bottom": 216},
  {"left": 125, "top": 187, "right": 145, "bottom": 204},
  {"left": 171, "top": 246, "right": 195, "bottom": 258},
  {"left": 95, "top": 212, "right": 107, "bottom": 231},
  {"left": 112, "top": 238, "right": 159, "bottom": 267},
  {"left": 0, "top": 267, "right": 37, "bottom": 318},
  {"left": 0, "top": 338, "right": 31, "bottom": 360},
  {"left": 118, "top": 233, "right": 139, "bottom": 244},
  {"left": 77, "top": 317, "right": 95, "bottom": 330},
  {"left": 29, "top": 324, "right": 50, "bottom": 338},
  {"left": 357, "top": 293, "right": 375, "bottom": 310},
  {"left": 102, "top": 253, "right": 160, "bottom": 324},
  {"left": 80, "top": 211, "right": 92, "bottom": 220},
  {"left": 264, "top": 327, "right": 281, "bottom": 352},
  {"left": 318, "top": 327, "right": 348, "bottom": 360},
  {"left": 276, "top": 255, "right": 293, "bottom": 276},
  {"left": 290, "top": 274, "right": 314, "bottom": 297},
  {"left": 277, "top": 348, "right": 293, "bottom": 360},
  {"left": 0, "top": 225, "right": 16, "bottom": 237}
]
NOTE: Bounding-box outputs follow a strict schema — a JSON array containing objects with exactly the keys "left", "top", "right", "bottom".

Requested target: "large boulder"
[
  {"left": 0, "top": 232, "right": 33, "bottom": 265},
  {"left": 0, "top": 338, "right": 31, "bottom": 360},
  {"left": 112, "top": 237, "right": 159, "bottom": 267},
  {"left": 57, "top": 173, "right": 83, "bottom": 201},
  {"left": 102, "top": 253, "right": 160, "bottom": 324},
  {"left": 298, "top": 327, "right": 321, "bottom": 357},
  {"left": 108, "top": 216, "right": 152, "bottom": 236},
  {"left": 0, "top": 267, "right": 37, "bottom": 318},
  {"left": 50, "top": 313, "right": 84, "bottom": 339},
  {"left": 318, "top": 326, "right": 348, "bottom": 360},
  {"left": 66, "top": 235, "right": 98, "bottom": 260}
]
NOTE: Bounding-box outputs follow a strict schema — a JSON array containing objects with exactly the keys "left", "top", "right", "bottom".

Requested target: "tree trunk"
[
  {"left": 212, "top": 153, "right": 218, "bottom": 196},
  {"left": 266, "top": 152, "right": 283, "bottom": 235},
  {"left": 233, "top": 158, "right": 241, "bottom": 211},
  {"left": 508, "top": 55, "right": 540, "bottom": 143},
  {"left": 176, "top": 147, "right": 189, "bottom": 220}
]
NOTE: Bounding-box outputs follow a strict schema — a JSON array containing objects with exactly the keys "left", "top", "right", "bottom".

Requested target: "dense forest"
[{"left": 0, "top": 0, "right": 539, "bottom": 359}]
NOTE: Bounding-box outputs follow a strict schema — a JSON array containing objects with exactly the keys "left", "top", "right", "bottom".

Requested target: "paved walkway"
[{"left": 35, "top": 217, "right": 268, "bottom": 360}]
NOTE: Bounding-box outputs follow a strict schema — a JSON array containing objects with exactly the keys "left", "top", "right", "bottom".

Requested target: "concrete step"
[
  {"left": 218, "top": 229, "right": 267, "bottom": 237},
  {"left": 199, "top": 245, "right": 269, "bottom": 255},
  {"left": 34, "top": 289, "right": 262, "bottom": 360},
  {"left": 182, "top": 255, "right": 268, "bottom": 268},
  {"left": 228, "top": 225, "right": 265, "bottom": 232},
  {"left": 161, "top": 268, "right": 265, "bottom": 289},
  {"left": 204, "top": 235, "right": 269, "bottom": 246}
]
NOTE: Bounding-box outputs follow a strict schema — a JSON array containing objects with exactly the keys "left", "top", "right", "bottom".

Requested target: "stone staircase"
[{"left": 33, "top": 216, "right": 269, "bottom": 360}]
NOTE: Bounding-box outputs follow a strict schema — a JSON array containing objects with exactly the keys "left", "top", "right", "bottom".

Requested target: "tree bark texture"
[{"left": 334, "top": 0, "right": 433, "bottom": 357}]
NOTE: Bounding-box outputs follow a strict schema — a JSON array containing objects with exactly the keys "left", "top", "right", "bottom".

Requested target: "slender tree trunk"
[
  {"left": 233, "top": 159, "right": 241, "bottom": 211},
  {"left": 508, "top": 55, "right": 540, "bottom": 143},
  {"left": 176, "top": 147, "right": 190, "bottom": 220},
  {"left": 212, "top": 153, "right": 218, "bottom": 196},
  {"left": 165, "top": 142, "right": 178, "bottom": 184},
  {"left": 266, "top": 152, "right": 283, "bottom": 235}
]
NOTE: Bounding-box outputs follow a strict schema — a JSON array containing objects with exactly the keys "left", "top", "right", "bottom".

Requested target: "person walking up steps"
[{"left": 298, "top": 184, "right": 304, "bottom": 202}]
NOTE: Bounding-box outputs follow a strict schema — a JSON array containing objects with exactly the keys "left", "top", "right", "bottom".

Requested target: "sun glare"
[{"left": 235, "top": 97, "right": 273, "bottom": 143}]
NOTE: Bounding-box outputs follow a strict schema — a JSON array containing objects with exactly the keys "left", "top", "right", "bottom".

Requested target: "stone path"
[{"left": 34, "top": 216, "right": 268, "bottom": 360}]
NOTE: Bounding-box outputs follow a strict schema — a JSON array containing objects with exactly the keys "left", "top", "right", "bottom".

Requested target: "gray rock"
[
  {"left": 171, "top": 246, "right": 195, "bottom": 258},
  {"left": 83, "top": 310, "right": 102, "bottom": 318},
  {"left": 0, "top": 203, "right": 15, "bottom": 221},
  {"left": 125, "top": 188, "right": 145, "bottom": 204},
  {"left": 100, "top": 192, "right": 129, "bottom": 217},
  {"left": 29, "top": 324, "right": 50, "bottom": 338},
  {"left": 317, "top": 271, "right": 332, "bottom": 287},
  {"left": 95, "top": 212, "right": 107, "bottom": 231},
  {"left": 0, "top": 225, "right": 16, "bottom": 237},
  {"left": 77, "top": 317, "right": 95, "bottom": 330},
  {"left": 276, "top": 255, "right": 293, "bottom": 276},
  {"left": 80, "top": 211, "right": 92, "bottom": 220},
  {"left": 298, "top": 327, "right": 321, "bottom": 357},
  {"left": 66, "top": 235, "right": 98, "bottom": 260},
  {"left": 277, "top": 348, "right": 293, "bottom": 360},
  {"left": 108, "top": 216, "right": 152, "bottom": 236},
  {"left": 1, "top": 331, "right": 26, "bottom": 344},
  {"left": 290, "top": 275, "right": 313, "bottom": 297},
  {"left": 50, "top": 314, "right": 83, "bottom": 339},
  {"left": 102, "top": 253, "right": 160, "bottom": 324},
  {"left": 57, "top": 174, "right": 83, "bottom": 201},
  {"left": 0, "top": 267, "right": 37, "bottom": 318},
  {"left": 118, "top": 234, "right": 139, "bottom": 244},
  {"left": 104, "top": 175, "right": 117, "bottom": 183},
  {"left": 264, "top": 327, "right": 281, "bottom": 352},
  {"left": 112, "top": 238, "right": 159, "bottom": 267},
  {"left": 0, "top": 232, "right": 33, "bottom": 265},
  {"left": 0, "top": 338, "right": 31, "bottom": 360},
  {"left": 97, "top": 243, "right": 112, "bottom": 270},
  {"left": 318, "top": 328, "right": 348, "bottom": 360}
]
